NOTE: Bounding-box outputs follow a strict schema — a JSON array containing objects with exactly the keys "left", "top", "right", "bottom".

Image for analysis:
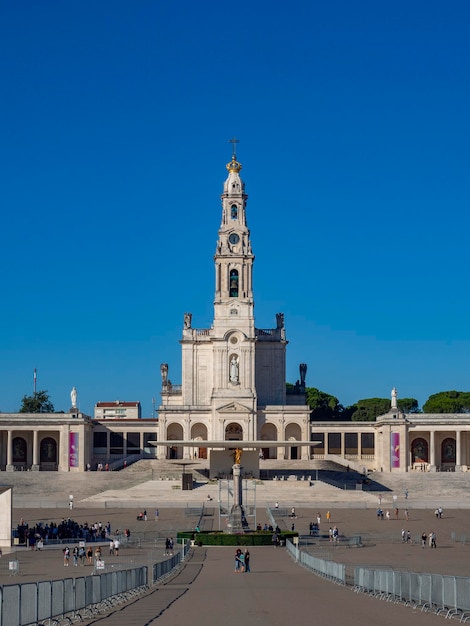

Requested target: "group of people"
[
  {"left": 421, "top": 531, "right": 437, "bottom": 548},
  {"left": 234, "top": 548, "right": 250, "bottom": 572},
  {"left": 62, "top": 544, "right": 103, "bottom": 566},
  {"left": 15, "top": 518, "right": 113, "bottom": 548}
]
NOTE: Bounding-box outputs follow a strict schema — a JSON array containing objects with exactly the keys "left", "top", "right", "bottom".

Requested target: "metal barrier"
[
  {"left": 286, "top": 539, "right": 346, "bottom": 585},
  {"left": 0, "top": 541, "right": 192, "bottom": 625},
  {"left": 287, "top": 539, "right": 470, "bottom": 620}
]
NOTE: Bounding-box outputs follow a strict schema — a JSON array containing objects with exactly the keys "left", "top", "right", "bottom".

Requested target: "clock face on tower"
[{"left": 229, "top": 233, "right": 240, "bottom": 245}]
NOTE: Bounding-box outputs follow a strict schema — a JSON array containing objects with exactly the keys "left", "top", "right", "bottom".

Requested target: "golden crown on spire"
[{"left": 226, "top": 155, "right": 242, "bottom": 173}]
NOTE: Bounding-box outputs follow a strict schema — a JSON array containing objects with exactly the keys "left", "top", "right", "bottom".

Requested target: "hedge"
[{"left": 176, "top": 531, "right": 298, "bottom": 546}]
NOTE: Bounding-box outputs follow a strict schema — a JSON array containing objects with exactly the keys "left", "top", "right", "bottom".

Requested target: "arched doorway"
[
  {"left": 411, "top": 437, "right": 428, "bottom": 470},
  {"left": 191, "top": 423, "right": 208, "bottom": 460},
  {"left": 40, "top": 437, "right": 57, "bottom": 469},
  {"left": 260, "top": 423, "right": 278, "bottom": 460},
  {"left": 166, "top": 423, "right": 184, "bottom": 459},
  {"left": 285, "top": 423, "right": 301, "bottom": 460},
  {"left": 225, "top": 422, "right": 243, "bottom": 441}
]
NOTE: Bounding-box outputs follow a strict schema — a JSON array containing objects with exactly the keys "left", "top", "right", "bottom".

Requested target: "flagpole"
[{"left": 34, "top": 368, "right": 37, "bottom": 394}]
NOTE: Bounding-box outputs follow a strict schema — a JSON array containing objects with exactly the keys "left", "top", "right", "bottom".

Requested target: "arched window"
[
  {"left": 231, "top": 204, "right": 238, "bottom": 219},
  {"left": 411, "top": 437, "right": 428, "bottom": 463},
  {"left": 441, "top": 438, "right": 456, "bottom": 463},
  {"left": 12, "top": 437, "right": 27, "bottom": 462},
  {"left": 40, "top": 437, "right": 57, "bottom": 463},
  {"left": 229, "top": 270, "right": 239, "bottom": 297}
]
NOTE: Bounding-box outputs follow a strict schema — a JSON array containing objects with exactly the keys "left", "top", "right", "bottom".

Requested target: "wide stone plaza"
[{"left": 1, "top": 461, "right": 470, "bottom": 625}]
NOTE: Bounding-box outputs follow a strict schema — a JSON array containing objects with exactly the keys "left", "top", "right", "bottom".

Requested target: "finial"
[
  {"left": 228, "top": 136, "right": 239, "bottom": 158},
  {"left": 226, "top": 137, "right": 242, "bottom": 173}
]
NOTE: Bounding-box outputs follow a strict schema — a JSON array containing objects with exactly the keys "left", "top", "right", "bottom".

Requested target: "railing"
[
  {"left": 286, "top": 539, "right": 470, "bottom": 620},
  {"left": 0, "top": 542, "right": 192, "bottom": 625}
]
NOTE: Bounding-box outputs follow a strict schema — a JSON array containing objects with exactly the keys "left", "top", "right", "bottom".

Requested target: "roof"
[{"left": 95, "top": 401, "right": 140, "bottom": 408}]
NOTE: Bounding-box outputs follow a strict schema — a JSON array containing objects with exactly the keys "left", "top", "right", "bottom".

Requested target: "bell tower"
[{"left": 213, "top": 142, "right": 255, "bottom": 339}]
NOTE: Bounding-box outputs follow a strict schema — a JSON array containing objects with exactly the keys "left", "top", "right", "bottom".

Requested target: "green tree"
[
  {"left": 19, "top": 390, "right": 55, "bottom": 413},
  {"left": 398, "top": 398, "right": 420, "bottom": 413},
  {"left": 305, "top": 387, "right": 353, "bottom": 421},
  {"left": 351, "top": 398, "right": 390, "bottom": 421},
  {"left": 423, "top": 390, "right": 470, "bottom": 414}
]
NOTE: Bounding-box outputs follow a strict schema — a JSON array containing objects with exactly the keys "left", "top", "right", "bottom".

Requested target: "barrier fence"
[
  {"left": 286, "top": 539, "right": 470, "bottom": 620},
  {"left": 0, "top": 541, "right": 191, "bottom": 626}
]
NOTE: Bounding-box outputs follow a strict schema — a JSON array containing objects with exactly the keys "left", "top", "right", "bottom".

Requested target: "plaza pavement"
[{"left": 2, "top": 468, "right": 470, "bottom": 624}]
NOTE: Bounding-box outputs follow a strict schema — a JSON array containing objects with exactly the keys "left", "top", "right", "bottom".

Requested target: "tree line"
[
  {"left": 288, "top": 385, "right": 470, "bottom": 422},
  {"left": 10, "top": 388, "right": 470, "bottom": 421}
]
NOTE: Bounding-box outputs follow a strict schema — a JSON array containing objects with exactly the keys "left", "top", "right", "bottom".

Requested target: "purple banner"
[
  {"left": 391, "top": 432, "right": 400, "bottom": 469},
  {"left": 69, "top": 432, "right": 79, "bottom": 468}
]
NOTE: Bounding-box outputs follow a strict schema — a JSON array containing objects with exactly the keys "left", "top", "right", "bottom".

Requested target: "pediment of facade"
[{"left": 217, "top": 401, "right": 251, "bottom": 414}]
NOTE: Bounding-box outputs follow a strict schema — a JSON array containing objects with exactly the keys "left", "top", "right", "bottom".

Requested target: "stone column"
[
  {"left": 6, "top": 430, "right": 13, "bottom": 471},
  {"left": 228, "top": 463, "right": 244, "bottom": 533},
  {"left": 32, "top": 430, "right": 39, "bottom": 471},
  {"left": 456, "top": 430, "right": 461, "bottom": 470},
  {"left": 429, "top": 430, "right": 436, "bottom": 471}
]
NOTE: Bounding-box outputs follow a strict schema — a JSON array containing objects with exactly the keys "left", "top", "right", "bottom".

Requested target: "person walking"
[
  {"left": 63, "top": 546, "right": 70, "bottom": 566},
  {"left": 421, "top": 532, "right": 427, "bottom": 548}
]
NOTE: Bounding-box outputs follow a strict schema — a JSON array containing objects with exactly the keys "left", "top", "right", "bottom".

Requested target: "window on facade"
[
  {"left": 110, "top": 432, "right": 124, "bottom": 455},
  {"left": 327, "top": 432, "right": 341, "bottom": 455},
  {"left": 229, "top": 270, "right": 239, "bottom": 297},
  {"left": 127, "top": 432, "right": 140, "bottom": 450},
  {"left": 93, "top": 432, "right": 107, "bottom": 449},
  {"left": 231, "top": 205, "right": 238, "bottom": 219},
  {"left": 361, "top": 433, "right": 375, "bottom": 455},
  {"left": 311, "top": 432, "right": 324, "bottom": 455},
  {"left": 143, "top": 432, "right": 156, "bottom": 451},
  {"left": 345, "top": 433, "right": 358, "bottom": 455}
]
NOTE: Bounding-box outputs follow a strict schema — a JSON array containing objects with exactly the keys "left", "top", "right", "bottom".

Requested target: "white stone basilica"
[{"left": 156, "top": 151, "right": 310, "bottom": 461}]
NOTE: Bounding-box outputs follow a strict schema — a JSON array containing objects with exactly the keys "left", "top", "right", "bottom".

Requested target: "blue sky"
[{"left": 1, "top": 1, "right": 469, "bottom": 416}]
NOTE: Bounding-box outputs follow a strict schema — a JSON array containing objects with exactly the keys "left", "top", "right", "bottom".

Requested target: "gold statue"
[{"left": 234, "top": 448, "right": 242, "bottom": 465}]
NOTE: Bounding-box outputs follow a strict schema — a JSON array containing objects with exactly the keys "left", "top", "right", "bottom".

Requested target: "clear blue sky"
[{"left": 1, "top": 1, "right": 469, "bottom": 416}]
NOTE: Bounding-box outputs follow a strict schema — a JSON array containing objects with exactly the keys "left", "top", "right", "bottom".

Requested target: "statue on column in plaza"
[
  {"left": 233, "top": 448, "right": 242, "bottom": 465},
  {"left": 70, "top": 387, "right": 78, "bottom": 409},
  {"left": 391, "top": 387, "right": 398, "bottom": 410}
]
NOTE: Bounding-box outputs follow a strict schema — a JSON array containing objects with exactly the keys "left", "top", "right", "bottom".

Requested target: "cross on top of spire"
[{"left": 228, "top": 136, "right": 239, "bottom": 158}]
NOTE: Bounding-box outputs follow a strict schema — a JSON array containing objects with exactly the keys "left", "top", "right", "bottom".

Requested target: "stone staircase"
[{"left": 4, "top": 460, "right": 470, "bottom": 509}]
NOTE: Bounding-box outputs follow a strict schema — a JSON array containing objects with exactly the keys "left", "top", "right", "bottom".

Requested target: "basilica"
[
  {"left": 155, "top": 150, "right": 310, "bottom": 466},
  {"left": 0, "top": 150, "right": 469, "bottom": 475}
]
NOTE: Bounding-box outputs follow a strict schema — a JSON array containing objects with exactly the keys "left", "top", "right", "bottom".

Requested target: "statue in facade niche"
[
  {"left": 184, "top": 313, "right": 192, "bottom": 329},
  {"left": 230, "top": 355, "right": 239, "bottom": 383}
]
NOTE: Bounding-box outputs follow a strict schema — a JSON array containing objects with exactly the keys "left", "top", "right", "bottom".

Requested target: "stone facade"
[{"left": 157, "top": 153, "right": 311, "bottom": 460}]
